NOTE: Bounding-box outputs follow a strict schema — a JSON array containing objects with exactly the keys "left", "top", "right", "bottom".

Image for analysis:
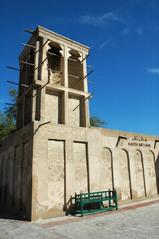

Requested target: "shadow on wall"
[
  {"left": 0, "top": 187, "right": 26, "bottom": 221},
  {"left": 155, "top": 153, "right": 159, "bottom": 193},
  {"left": 65, "top": 196, "right": 75, "bottom": 215},
  {"left": 0, "top": 177, "right": 32, "bottom": 221},
  {"left": 0, "top": 205, "right": 24, "bottom": 221}
]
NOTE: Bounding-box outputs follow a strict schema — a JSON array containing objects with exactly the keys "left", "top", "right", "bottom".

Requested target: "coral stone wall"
[
  {"left": 31, "top": 123, "right": 159, "bottom": 220},
  {"left": 0, "top": 122, "right": 158, "bottom": 220}
]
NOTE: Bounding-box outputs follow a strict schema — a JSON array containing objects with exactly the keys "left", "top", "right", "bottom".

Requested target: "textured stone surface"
[
  {"left": 0, "top": 122, "right": 159, "bottom": 220},
  {"left": 134, "top": 150, "right": 145, "bottom": 197},
  {"left": 99, "top": 148, "right": 112, "bottom": 191},
  {"left": 144, "top": 151, "right": 157, "bottom": 196},
  {"left": 48, "top": 140, "right": 64, "bottom": 212},
  {"left": 68, "top": 96, "right": 80, "bottom": 127},
  {"left": 51, "top": 203, "right": 159, "bottom": 239},
  {"left": 118, "top": 150, "right": 130, "bottom": 200},
  {"left": 45, "top": 92, "right": 59, "bottom": 123},
  {"left": 72, "top": 142, "right": 88, "bottom": 193}
]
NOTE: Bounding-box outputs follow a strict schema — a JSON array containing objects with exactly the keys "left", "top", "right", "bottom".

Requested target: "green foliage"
[
  {"left": 90, "top": 116, "right": 106, "bottom": 128},
  {"left": 8, "top": 89, "right": 17, "bottom": 118},
  {"left": 0, "top": 89, "right": 17, "bottom": 141}
]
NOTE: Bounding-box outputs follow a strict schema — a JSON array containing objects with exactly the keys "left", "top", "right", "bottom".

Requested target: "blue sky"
[{"left": 1, "top": 0, "right": 159, "bottom": 135}]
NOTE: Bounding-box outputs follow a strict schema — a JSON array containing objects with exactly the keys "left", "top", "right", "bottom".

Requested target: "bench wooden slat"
[{"left": 75, "top": 189, "right": 118, "bottom": 216}]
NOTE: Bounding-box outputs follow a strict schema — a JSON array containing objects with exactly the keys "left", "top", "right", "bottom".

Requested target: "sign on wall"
[
  {"left": 127, "top": 136, "right": 151, "bottom": 148},
  {"left": 117, "top": 135, "right": 154, "bottom": 148}
]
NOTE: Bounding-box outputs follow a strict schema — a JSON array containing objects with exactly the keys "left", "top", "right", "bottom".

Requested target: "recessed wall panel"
[
  {"left": 134, "top": 150, "right": 145, "bottom": 197},
  {"left": 73, "top": 142, "right": 88, "bottom": 193},
  {"left": 45, "top": 91, "right": 60, "bottom": 124},
  {"left": 48, "top": 140, "right": 65, "bottom": 211},
  {"left": 68, "top": 96, "right": 80, "bottom": 127}
]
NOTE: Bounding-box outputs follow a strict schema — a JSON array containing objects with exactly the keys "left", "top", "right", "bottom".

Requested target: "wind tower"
[
  {"left": 0, "top": 26, "right": 93, "bottom": 220},
  {"left": 0, "top": 26, "right": 158, "bottom": 221},
  {"left": 17, "top": 26, "right": 91, "bottom": 129}
]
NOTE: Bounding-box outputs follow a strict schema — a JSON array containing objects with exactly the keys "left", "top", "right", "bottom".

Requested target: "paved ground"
[{"left": 1, "top": 200, "right": 159, "bottom": 239}]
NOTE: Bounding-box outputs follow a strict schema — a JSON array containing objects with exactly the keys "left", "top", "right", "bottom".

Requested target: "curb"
[{"left": 39, "top": 198, "right": 159, "bottom": 228}]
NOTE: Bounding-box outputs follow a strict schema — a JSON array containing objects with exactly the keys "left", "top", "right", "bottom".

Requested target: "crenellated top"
[{"left": 20, "top": 25, "right": 90, "bottom": 60}]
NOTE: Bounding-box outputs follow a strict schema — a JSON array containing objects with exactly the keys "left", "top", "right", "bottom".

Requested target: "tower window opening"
[
  {"left": 47, "top": 45, "right": 63, "bottom": 85},
  {"left": 68, "top": 51, "right": 83, "bottom": 91}
]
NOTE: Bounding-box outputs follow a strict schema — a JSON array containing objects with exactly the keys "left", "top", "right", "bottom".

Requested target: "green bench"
[{"left": 75, "top": 189, "right": 118, "bottom": 216}]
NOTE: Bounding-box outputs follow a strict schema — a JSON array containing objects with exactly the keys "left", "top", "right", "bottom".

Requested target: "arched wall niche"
[
  {"left": 68, "top": 49, "right": 83, "bottom": 91},
  {"left": 47, "top": 42, "right": 64, "bottom": 86},
  {"left": 145, "top": 150, "right": 158, "bottom": 196},
  {"left": 155, "top": 152, "right": 159, "bottom": 193},
  {"left": 98, "top": 147, "right": 113, "bottom": 191},
  {"left": 117, "top": 149, "right": 131, "bottom": 200},
  {"left": 103, "top": 147, "right": 114, "bottom": 190},
  {"left": 134, "top": 149, "right": 146, "bottom": 198}
]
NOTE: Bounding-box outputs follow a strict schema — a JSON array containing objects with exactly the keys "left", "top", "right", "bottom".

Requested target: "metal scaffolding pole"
[
  {"left": 24, "top": 29, "right": 35, "bottom": 34},
  {"left": 20, "top": 61, "right": 35, "bottom": 67},
  {"left": 7, "top": 80, "right": 29, "bottom": 88},
  {"left": 81, "top": 53, "right": 90, "bottom": 62},
  {"left": 73, "top": 93, "right": 93, "bottom": 111},
  {"left": 81, "top": 69, "right": 93, "bottom": 81},
  {"left": 7, "top": 66, "right": 19, "bottom": 71},
  {"left": 22, "top": 43, "right": 36, "bottom": 49}
]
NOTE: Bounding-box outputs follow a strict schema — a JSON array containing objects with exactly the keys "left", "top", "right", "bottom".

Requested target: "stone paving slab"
[
  {"left": 51, "top": 204, "right": 159, "bottom": 239},
  {"left": 0, "top": 200, "right": 159, "bottom": 239},
  {"left": 37, "top": 197, "right": 159, "bottom": 228}
]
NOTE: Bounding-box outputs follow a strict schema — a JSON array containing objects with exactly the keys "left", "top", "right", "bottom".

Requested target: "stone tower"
[{"left": 17, "top": 26, "right": 90, "bottom": 130}]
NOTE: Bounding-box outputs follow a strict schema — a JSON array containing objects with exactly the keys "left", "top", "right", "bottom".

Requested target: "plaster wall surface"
[
  {"left": 45, "top": 92, "right": 59, "bottom": 123},
  {"left": 48, "top": 140, "right": 65, "bottom": 216},
  {"left": 72, "top": 142, "right": 88, "bottom": 193},
  {"left": 134, "top": 150, "right": 145, "bottom": 197},
  {"left": 31, "top": 122, "right": 159, "bottom": 220},
  {"left": 0, "top": 121, "right": 158, "bottom": 220},
  {"left": 68, "top": 96, "right": 80, "bottom": 127},
  {"left": 99, "top": 148, "right": 113, "bottom": 191},
  {"left": 117, "top": 150, "right": 130, "bottom": 200},
  {"left": 144, "top": 150, "right": 156, "bottom": 196}
]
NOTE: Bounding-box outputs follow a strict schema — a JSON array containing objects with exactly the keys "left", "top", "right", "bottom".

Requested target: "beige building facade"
[{"left": 0, "top": 26, "right": 159, "bottom": 220}]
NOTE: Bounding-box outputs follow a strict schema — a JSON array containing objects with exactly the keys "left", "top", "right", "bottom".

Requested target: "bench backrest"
[{"left": 75, "top": 190, "right": 117, "bottom": 202}]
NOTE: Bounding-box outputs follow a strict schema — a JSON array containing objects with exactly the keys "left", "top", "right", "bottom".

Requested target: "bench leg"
[
  {"left": 80, "top": 202, "right": 84, "bottom": 217},
  {"left": 115, "top": 199, "right": 118, "bottom": 210},
  {"left": 109, "top": 198, "right": 111, "bottom": 209}
]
